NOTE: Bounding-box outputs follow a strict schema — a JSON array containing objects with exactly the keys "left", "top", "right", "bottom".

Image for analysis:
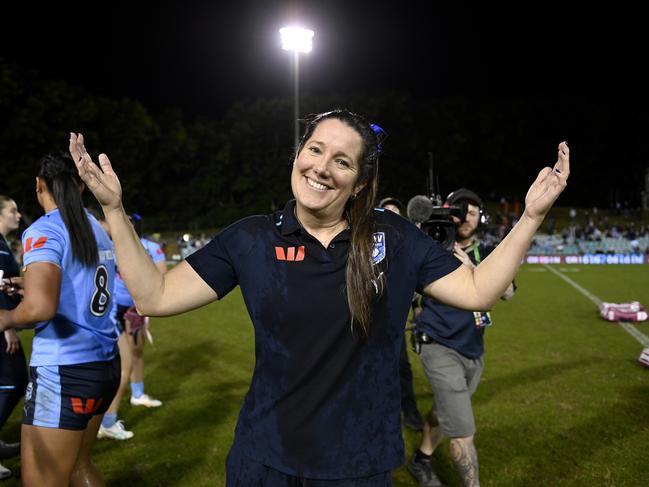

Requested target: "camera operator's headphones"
[{"left": 444, "top": 188, "right": 488, "bottom": 227}]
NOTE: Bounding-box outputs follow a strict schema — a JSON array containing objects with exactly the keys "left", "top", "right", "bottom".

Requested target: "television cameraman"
[{"left": 408, "top": 188, "right": 515, "bottom": 487}]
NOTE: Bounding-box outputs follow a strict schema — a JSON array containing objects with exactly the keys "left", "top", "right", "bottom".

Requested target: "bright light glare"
[{"left": 279, "top": 26, "right": 314, "bottom": 53}]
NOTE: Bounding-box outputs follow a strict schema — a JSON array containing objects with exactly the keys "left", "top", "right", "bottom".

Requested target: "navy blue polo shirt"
[
  {"left": 186, "top": 200, "right": 460, "bottom": 478},
  {"left": 0, "top": 236, "right": 21, "bottom": 311},
  {"left": 416, "top": 242, "right": 495, "bottom": 360}
]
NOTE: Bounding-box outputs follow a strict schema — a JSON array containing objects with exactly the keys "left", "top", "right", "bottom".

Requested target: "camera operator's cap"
[
  {"left": 378, "top": 196, "right": 404, "bottom": 213},
  {"left": 445, "top": 188, "right": 483, "bottom": 208}
]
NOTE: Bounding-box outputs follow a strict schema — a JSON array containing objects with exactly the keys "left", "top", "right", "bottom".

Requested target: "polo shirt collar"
[
  {"left": 279, "top": 199, "right": 351, "bottom": 242},
  {"left": 280, "top": 200, "right": 301, "bottom": 236}
]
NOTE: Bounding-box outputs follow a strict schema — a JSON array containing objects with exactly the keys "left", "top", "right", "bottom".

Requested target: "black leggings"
[{"left": 0, "top": 333, "right": 28, "bottom": 430}]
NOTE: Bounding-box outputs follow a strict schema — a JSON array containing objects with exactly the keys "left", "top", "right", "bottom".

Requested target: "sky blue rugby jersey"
[
  {"left": 186, "top": 200, "right": 461, "bottom": 479},
  {"left": 21, "top": 209, "right": 118, "bottom": 366},
  {"left": 114, "top": 238, "right": 165, "bottom": 307}
]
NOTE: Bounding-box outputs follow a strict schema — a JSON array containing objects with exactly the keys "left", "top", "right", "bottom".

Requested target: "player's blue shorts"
[{"left": 23, "top": 355, "right": 120, "bottom": 430}]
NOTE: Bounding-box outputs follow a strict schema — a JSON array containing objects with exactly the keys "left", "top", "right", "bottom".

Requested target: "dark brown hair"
[
  {"left": 38, "top": 152, "right": 98, "bottom": 267},
  {"left": 297, "top": 110, "right": 382, "bottom": 336}
]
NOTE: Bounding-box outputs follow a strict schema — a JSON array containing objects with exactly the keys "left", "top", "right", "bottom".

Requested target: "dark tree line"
[{"left": 2, "top": 61, "right": 647, "bottom": 232}]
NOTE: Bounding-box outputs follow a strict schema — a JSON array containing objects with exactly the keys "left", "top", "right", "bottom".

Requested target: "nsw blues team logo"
[{"left": 372, "top": 232, "right": 386, "bottom": 265}]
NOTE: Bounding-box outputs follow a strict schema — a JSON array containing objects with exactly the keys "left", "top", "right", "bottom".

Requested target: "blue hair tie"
[{"left": 370, "top": 123, "right": 387, "bottom": 154}]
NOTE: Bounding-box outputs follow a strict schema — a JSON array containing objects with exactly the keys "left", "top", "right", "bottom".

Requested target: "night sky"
[
  {"left": 1, "top": 1, "right": 647, "bottom": 205},
  {"left": 2, "top": 1, "right": 644, "bottom": 114}
]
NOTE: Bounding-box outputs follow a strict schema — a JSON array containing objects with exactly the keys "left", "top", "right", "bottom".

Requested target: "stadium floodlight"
[
  {"left": 280, "top": 26, "right": 315, "bottom": 148},
  {"left": 280, "top": 26, "right": 314, "bottom": 53}
]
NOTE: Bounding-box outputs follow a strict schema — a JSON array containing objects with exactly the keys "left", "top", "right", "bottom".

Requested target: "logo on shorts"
[
  {"left": 71, "top": 397, "right": 104, "bottom": 415},
  {"left": 372, "top": 232, "right": 386, "bottom": 265},
  {"left": 25, "top": 382, "right": 33, "bottom": 401}
]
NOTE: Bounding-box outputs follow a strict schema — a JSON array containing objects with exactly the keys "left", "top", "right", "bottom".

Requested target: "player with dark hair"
[{"left": 0, "top": 153, "right": 119, "bottom": 486}]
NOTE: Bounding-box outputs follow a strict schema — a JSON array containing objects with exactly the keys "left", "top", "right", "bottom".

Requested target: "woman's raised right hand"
[{"left": 69, "top": 133, "right": 123, "bottom": 212}]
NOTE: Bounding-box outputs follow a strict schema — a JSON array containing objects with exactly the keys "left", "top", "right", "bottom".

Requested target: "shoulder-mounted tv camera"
[
  {"left": 406, "top": 153, "right": 487, "bottom": 251},
  {"left": 407, "top": 195, "right": 463, "bottom": 251}
]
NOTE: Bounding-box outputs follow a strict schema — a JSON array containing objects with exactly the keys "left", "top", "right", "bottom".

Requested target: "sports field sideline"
[{"left": 3, "top": 264, "right": 648, "bottom": 486}]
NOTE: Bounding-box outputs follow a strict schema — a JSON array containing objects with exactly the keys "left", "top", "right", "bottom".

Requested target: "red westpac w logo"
[
  {"left": 71, "top": 397, "right": 104, "bottom": 415},
  {"left": 22, "top": 236, "right": 48, "bottom": 255},
  {"left": 275, "top": 246, "right": 305, "bottom": 262}
]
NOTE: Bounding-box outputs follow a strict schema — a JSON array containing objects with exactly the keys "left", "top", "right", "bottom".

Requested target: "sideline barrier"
[{"left": 525, "top": 253, "right": 647, "bottom": 264}]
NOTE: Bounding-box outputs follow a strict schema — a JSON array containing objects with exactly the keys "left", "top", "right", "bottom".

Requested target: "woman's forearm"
[
  {"left": 104, "top": 206, "right": 164, "bottom": 314},
  {"left": 0, "top": 307, "right": 41, "bottom": 330},
  {"left": 473, "top": 213, "right": 540, "bottom": 307}
]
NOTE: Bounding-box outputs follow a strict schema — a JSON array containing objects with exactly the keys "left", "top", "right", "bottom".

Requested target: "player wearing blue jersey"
[
  {"left": 117, "top": 236, "right": 166, "bottom": 408},
  {"left": 70, "top": 111, "right": 569, "bottom": 485},
  {"left": 98, "top": 221, "right": 167, "bottom": 440},
  {"left": 0, "top": 153, "right": 119, "bottom": 487}
]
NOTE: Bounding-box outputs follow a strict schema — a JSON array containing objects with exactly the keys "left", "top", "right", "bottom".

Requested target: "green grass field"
[{"left": 3, "top": 264, "right": 648, "bottom": 486}]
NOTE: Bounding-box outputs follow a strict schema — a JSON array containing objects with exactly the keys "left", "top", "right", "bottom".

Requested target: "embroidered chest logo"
[
  {"left": 275, "top": 246, "right": 305, "bottom": 262},
  {"left": 372, "top": 232, "right": 386, "bottom": 265}
]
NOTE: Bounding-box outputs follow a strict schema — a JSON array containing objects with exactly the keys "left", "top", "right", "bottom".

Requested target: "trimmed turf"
[{"left": 3, "top": 264, "right": 648, "bottom": 486}]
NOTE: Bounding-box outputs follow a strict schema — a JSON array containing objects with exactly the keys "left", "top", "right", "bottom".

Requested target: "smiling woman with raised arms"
[{"left": 70, "top": 109, "right": 569, "bottom": 486}]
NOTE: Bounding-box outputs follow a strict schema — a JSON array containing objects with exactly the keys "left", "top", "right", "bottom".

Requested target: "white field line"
[
  {"left": 543, "top": 264, "right": 649, "bottom": 348},
  {"left": 617, "top": 322, "right": 649, "bottom": 348}
]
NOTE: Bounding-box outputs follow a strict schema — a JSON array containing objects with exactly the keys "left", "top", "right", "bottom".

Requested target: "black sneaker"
[
  {"left": 403, "top": 410, "right": 424, "bottom": 431},
  {"left": 0, "top": 440, "right": 20, "bottom": 460},
  {"left": 407, "top": 453, "right": 442, "bottom": 487}
]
